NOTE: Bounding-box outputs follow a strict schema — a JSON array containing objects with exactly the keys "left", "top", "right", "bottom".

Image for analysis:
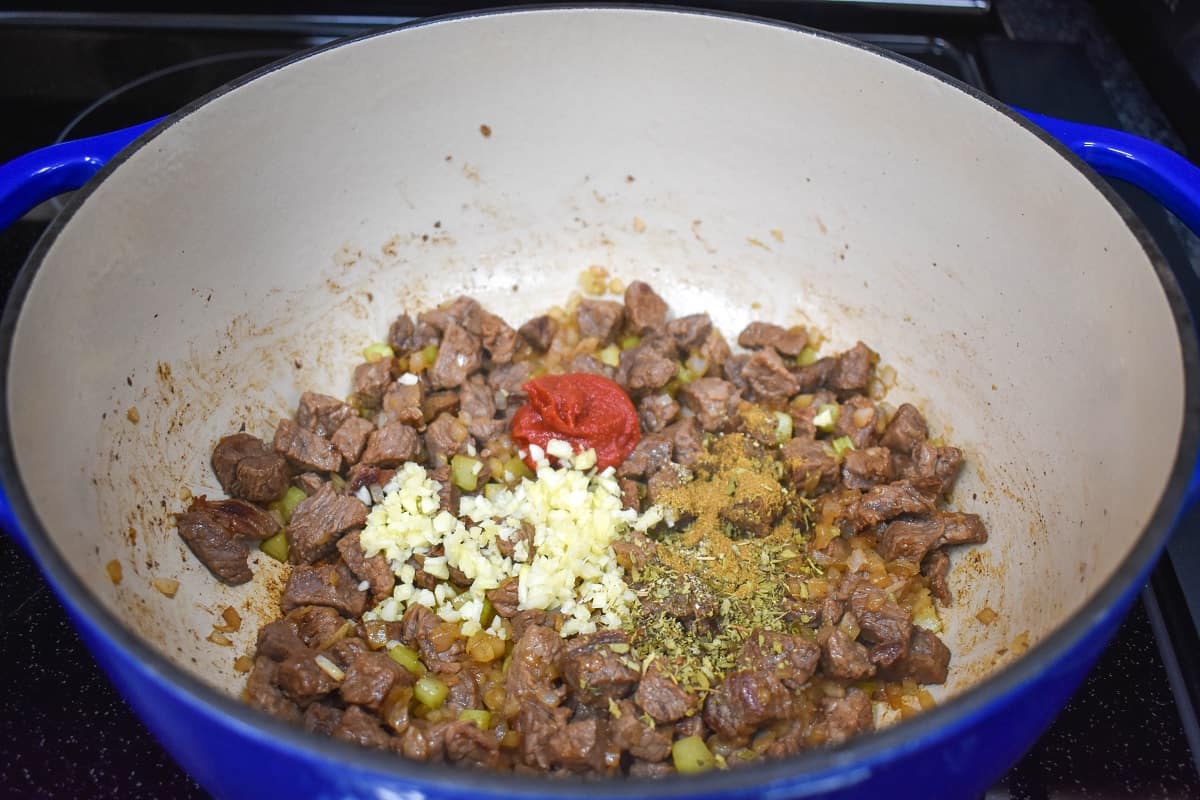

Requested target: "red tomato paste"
[{"left": 510, "top": 373, "right": 640, "bottom": 471}]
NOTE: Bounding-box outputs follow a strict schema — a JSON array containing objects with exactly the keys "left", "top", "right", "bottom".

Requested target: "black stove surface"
[{"left": 2, "top": 5, "right": 1199, "bottom": 798}]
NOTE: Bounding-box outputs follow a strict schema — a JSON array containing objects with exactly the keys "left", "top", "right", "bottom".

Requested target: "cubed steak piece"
[
  {"left": 429, "top": 322, "right": 482, "bottom": 389},
  {"left": 518, "top": 314, "right": 558, "bottom": 353},
  {"left": 281, "top": 561, "right": 369, "bottom": 617},
  {"left": 577, "top": 299, "right": 625, "bottom": 343},
  {"left": 337, "top": 530, "right": 395, "bottom": 602},
  {"left": 286, "top": 483, "right": 368, "bottom": 565},
  {"left": 360, "top": 422, "right": 420, "bottom": 467},
  {"left": 624, "top": 281, "right": 669, "bottom": 334},
  {"left": 352, "top": 358, "right": 394, "bottom": 409},
  {"left": 737, "top": 321, "right": 808, "bottom": 356},
  {"left": 560, "top": 629, "right": 640, "bottom": 708},
  {"left": 175, "top": 496, "right": 279, "bottom": 584},
  {"left": 666, "top": 313, "right": 713, "bottom": 351},
  {"left": 273, "top": 418, "right": 342, "bottom": 473},
  {"left": 678, "top": 377, "right": 739, "bottom": 432},
  {"left": 211, "top": 433, "right": 289, "bottom": 503},
  {"left": 331, "top": 416, "right": 374, "bottom": 464},
  {"left": 296, "top": 392, "right": 355, "bottom": 437}
]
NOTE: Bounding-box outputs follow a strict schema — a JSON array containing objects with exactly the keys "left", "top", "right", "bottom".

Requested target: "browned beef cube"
[
  {"left": 576, "top": 299, "right": 625, "bottom": 343},
  {"left": 923, "top": 548, "right": 952, "bottom": 605},
  {"left": 340, "top": 650, "right": 412, "bottom": 710},
  {"left": 847, "top": 481, "right": 935, "bottom": 530},
  {"left": 292, "top": 472, "right": 326, "bottom": 496},
  {"left": 331, "top": 416, "right": 374, "bottom": 464},
  {"left": 297, "top": 392, "right": 355, "bottom": 437},
  {"left": 615, "top": 433, "right": 672, "bottom": 479},
  {"left": 381, "top": 381, "right": 424, "bottom": 426},
  {"left": 638, "top": 393, "right": 679, "bottom": 433},
  {"left": 702, "top": 669, "right": 792, "bottom": 745},
  {"left": 421, "top": 390, "right": 461, "bottom": 423},
  {"left": 569, "top": 352, "right": 615, "bottom": 380},
  {"left": 429, "top": 322, "right": 482, "bottom": 389},
  {"left": 842, "top": 446, "right": 895, "bottom": 489},
  {"left": 830, "top": 342, "right": 875, "bottom": 396},
  {"left": 504, "top": 624, "right": 567, "bottom": 712},
  {"left": 678, "top": 377, "right": 739, "bottom": 432},
  {"left": 937, "top": 511, "right": 987, "bottom": 546},
  {"left": 743, "top": 347, "right": 800, "bottom": 401},
  {"left": 640, "top": 573, "right": 719, "bottom": 633},
  {"left": 273, "top": 419, "right": 342, "bottom": 473},
  {"left": 517, "top": 702, "right": 572, "bottom": 771},
  {"left": 302, "top": 703, "right": 343, "bottom": 736},
  {"left": 617, "top": 335, "right": 677, "bottom": 394},
  {"left": 518, "top": 314, "right": 558, "bottom": 352},
  {"left": 560, "top": 630, "right": 640, "bottom": 707},
  {"left": 281, "top": 561, "right": 369, "bottom": 617},
  {"left": 244, "top": 658, "right": 301, "bottom": 723},
  {"left": 814, "top": 689, "right": 873, "bottom": 745},
  {"left": 337, "top": 529, "right": 395, "bottom": 602},
  {"left": 286, "top": 483, "right": 368, "bottom": 564},
  {"left": 723, "top": 352, "right": 750, "bottom": 391},
  {"left": 346, "top": 463, "right": 395, "bottom": 495},
  {"left": 479, "top": 310, "right": 518, "bottom": 364},
  {"left": 486, "top": 576, "right": 520, "bottom": 619},
  {"left": 360, "top": 422, "right": 420, "bottom": 467},
  {"left": 878, "top": 516, "right": 944, "bottom": 563},
  {"left": 787, "top": 354, "right": 831, "bottom": 393},
  {"left": 820, "top": 627, "right": 875, "bottom": 681},
  {"left": 850, "top": 583, "right": 913, "bottom": 668},
  {"left": 487, "top": 361, "right": 532, "bottom": 401},
  {"left": 878, "top": 628, "right": 951, "bottom": 684},
  {"left": 284, "top": 605, "right": 345, "bottom": 649},
  {"left": 624, "top": 281, "right": 668, "bottom": 333},
  {"left": 387, "top": 313, "right": 415, "bottom": 352},
  {"left": 697, "top": 327, "right": 732, "bottom": 376},
  {"left": 880, "top": 402, "right": 928, "bottom": 453},
  {"left": 663, "top": 416, "right": 703, "bottom": 467},
  {"left": 332, "top": 705, "right": 392, "bottom": 750},
  {"left": 352, "top": 359, "right": 394, "bottom": 409},
  {"left": 737, "top": 321, "right": 808, "bottom": 356},
  {"left": 781, "top": 437, "right": 839, "bottom": 493},
  {"left": 612, "top": 531, "right": 656, "bottom": 574},
  {"left": 443, "top": 719, "right": 500, "bottom": 769},
  {"left": 647, "top": 464, "right": 688, "bottom": 504},
  {"left": 836, "top": 395, "right": 879, "bottom": 449},
  {"left": 902, "top": 442, "right": 965, "bottom": 497},
  {"left": 429, "top": 465, "right": 461, "bottom": 515},
  {"left": 424, "top": 413, "right": 469, "bottom": 467},
  {"left": 176, "top": 503, "right": 254, "bottom": 585},
  {"left": 618, "top": 478, "right": 641, "bottom": 512},
  {"left": 610, "top": 699, "right": 672, "bottom": 761},
  {"left": 420, "top": 295, "right": 483, "bottom": 335},
  {"left": 211, "top": 433, "right": 289, "bottom": 503},
  {"left": 634, "top": 662, "right": 698, "bottom": 724},
  {"left": 735, "top": 629, "right": 820, "bottom": 690},
  {"left": 666, "top": 313, "right": 713, "bottom": 351},
  {"left": 459, "top": 379, "right": 504, "bottom": 441}
]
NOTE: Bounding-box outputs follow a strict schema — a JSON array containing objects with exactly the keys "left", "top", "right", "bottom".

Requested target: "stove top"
[{"left": 1, "top": 4, "right": 1198, "bottom": 798}]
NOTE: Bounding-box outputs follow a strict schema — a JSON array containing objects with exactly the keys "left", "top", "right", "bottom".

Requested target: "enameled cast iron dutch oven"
[{"left": 2, "top": 7, "right": 1200, "bottom": 799}]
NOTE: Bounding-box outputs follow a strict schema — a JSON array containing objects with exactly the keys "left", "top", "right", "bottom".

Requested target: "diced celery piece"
[
  {"left": 259, "top": 530, "right": 288, "bottom": 562},
  {"left": 598, "top": 344, "right": 621, "bottom": 367},
  {"left": 421, "top": 344, "right": 439, "bottom": 363},
  {"left": 813, "top": 403, "right": 840, "bottom": 433},
  {"left": 450, "top": 454, "right": 481, "bottom": 492},
  {"left": 458, "top": 709, "right": 491, "bottom": 730},
  {"left": 675, "top": 363, "right": 696, "bottom": 385},
  {"left": 387, "top": 644, "right": 427, "bottom": 676},
  {"left": 831, "top": 436, "right": 855, "bottom": 457},
  {"left": 415, "top": 674, "right": 449, "bottom": 708},
  {"left": 362, "top": 342, "right": 395, "bottom": 362},
  {"left": 796, "top": 346, "right": 819, "bottom": 367},
  {"left": 620, "top": 335, "right": 641, "bottom": 350},
  {"left": 280, "top": 485, "right": 307, "bottom": 522},
  {"left": 504, "top": 455, "right": 533, "bottom": 482},
  {"left": 672, "top": 735, "right": 717, "bottom": 773},
  {"left": 479, "top": 597, "right": 496, "bottom": 630}
]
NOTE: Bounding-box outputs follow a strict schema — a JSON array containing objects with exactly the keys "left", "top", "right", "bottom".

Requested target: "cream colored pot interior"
[{"left": 6, "top": 9, "right": 1184, "bottom": 718}]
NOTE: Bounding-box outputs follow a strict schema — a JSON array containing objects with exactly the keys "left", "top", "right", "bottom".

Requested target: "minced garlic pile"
[{"left": 359, "top": 442, "right": 662, "bottom": 638}]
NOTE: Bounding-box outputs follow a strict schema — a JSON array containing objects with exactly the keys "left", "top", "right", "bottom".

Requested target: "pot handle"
[
  {"left": 1019, "top": 109, "right": 1200, "bottom": 511},
  {"left": 1017, "top": 109, "right": 1200, "bottom": 240},
  {"left": 0, "top": 119, "right": 159, "bottom": 231}
]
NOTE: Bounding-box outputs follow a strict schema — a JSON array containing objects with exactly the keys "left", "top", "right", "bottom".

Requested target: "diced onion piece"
[
  {"left": 450, "top": 454, "right": 481, "bottom": 492},
  {"left": 314, "top": 654, "right": 345, "bottom": 681},
  {"left": 219, "top": 606, "right": 243, "bottom": 632},
  {"left": 233, "top": 655, "right": 254, "bottom": 673},
  {"left": 106, "top": 559, "right": 122, "bottom": 585},
  {"left": 976, "top": 607, "right": 998, "bottom": 625},
  {"left": 388, "top": 644, "right": 427, "bottom": 676},
  {"left": 415, "top": 674, "right": 449, "bottom": 708},
  {"left": 466, "top": 631, "right": 505, "bottom": 663},
  {"left": 259, "top": 530, "right": 289, "bottom": 562},
  {"left": 151, "top": 577, "right": 180, "bottom": 598},
  {"left": 813, "top": 403, "right": 840, "bottom": 433},
  {"left": 773, "top": 411, "right": 794, "bottom": 444},
  {"left": 459, "top": 709, "right": 492, "bottom": 730},
  {"left": 672, "top": 735, "right": 717, "bottom": 774},
  {"left": 362, "top": 342, "right": 395, "bottom": 362}
]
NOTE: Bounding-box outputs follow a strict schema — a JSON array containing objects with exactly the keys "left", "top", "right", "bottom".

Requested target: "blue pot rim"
[{"left": 2, "top": 5, "right": 1197, "bottom": 796}]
